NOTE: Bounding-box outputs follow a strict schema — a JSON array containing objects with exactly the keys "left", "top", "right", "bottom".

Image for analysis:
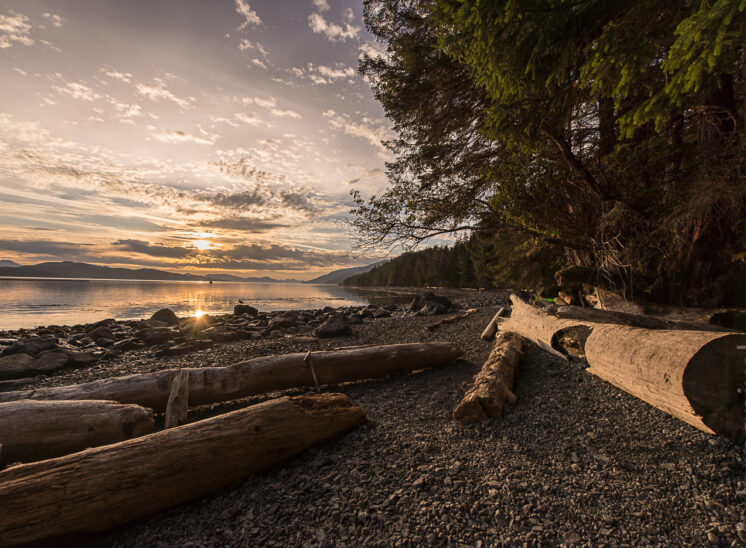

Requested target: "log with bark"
[
  {"left": 453, "top": 332, "right": 525, "bottom": 424},
  {"left": 556, "top": 304, "right": 727, "bottom": 332},
  {"left": 164, "top": 370, "right": 189, "bottom": 428},
  {"left": 0, "top": 393, "right": 365, "bottom": 547},
  {"left": 498, "top": 294, "right": 745, "bottom": 438},
  {"left": 0, "top": 399, "right": 154, "bottom": 464},
  {"left": 0, "top": 342, "right": 463, "bottom": 412}
]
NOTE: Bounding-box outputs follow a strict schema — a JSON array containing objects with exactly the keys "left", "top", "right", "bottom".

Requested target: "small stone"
[
  {"left": 563, "top": 531, "right": 582, "bottom": 544},
  {"left": 707, "top": 532, "right": 719, "bottom": 544},
  {"left": 412, "top": 477, "right": 426, "bottom": 488},
  {"left": 426, "top": 533, "right": 436, "bottom": 545}
]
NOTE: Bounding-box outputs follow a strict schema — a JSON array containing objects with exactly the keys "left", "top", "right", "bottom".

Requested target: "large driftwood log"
[
  {"left": 453, "top": 332, "right": 525, "bottom": 424},
  {"left": 0, "top": 400, "right": 154, "bottom": 463},
  {"left": 0, "top": 393, "right": 365, "bottom": 547},
  {"left": 0, "top": 342, "right": 462, "bottom": 412},
  {"left": 499, "top": 294, "right": 745, "bottom": 437}
]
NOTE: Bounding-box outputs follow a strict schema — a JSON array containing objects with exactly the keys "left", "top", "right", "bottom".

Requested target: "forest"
[{"left": 352, "top": 0, "right": 746, "bottom": 306}]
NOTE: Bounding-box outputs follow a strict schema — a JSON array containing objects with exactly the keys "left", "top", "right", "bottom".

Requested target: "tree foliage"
[{"left": 354, "top": 0, "right": 746, "bottom": 305}]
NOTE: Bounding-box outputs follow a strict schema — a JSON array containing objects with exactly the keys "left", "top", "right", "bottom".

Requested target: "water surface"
[{"left": 0, "top": 277, "right": 411, "bottom": 329}]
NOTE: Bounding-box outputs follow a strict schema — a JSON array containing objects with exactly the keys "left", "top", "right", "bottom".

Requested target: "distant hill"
[
  {"left": 0, "top": 260, "right": 20, "bottom": 268},
  {"left": 0, "top": 261, "right": 297, "bottom": 283},
  {"left": 306, "top": 262, "right": 386, "bottom": 285}
]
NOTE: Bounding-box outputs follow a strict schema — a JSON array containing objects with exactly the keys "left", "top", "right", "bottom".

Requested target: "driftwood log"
[
  {"left": 499, "top": 294, "right": 745, "bottom": 438},
  {"left": 556, "top": 304, "right": 727, "bottom": 332},
  {"left": 425, "top": 308, "right": 478, "bottom": 331},
  {"left": 453, "top": 332, "right": 525, "bottom": 424},
  {"left": 0, "top": 393, "right": 365, "bottom": 547},
  {"left": 0, "top": 400, "right": 154, "bottom": 464},
  {"left": 480, "top": 307, "right": 506, "bottom": 341},
  {"left": 0, "top": 342, "right": 463, "bottom": 412}
]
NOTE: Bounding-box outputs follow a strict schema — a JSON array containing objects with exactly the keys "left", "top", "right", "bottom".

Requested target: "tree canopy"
[{"left": 354, "top": 0, "right": 746, "bottom": 306}]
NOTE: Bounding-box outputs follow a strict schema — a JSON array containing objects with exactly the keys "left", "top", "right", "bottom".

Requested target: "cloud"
[
  {"left": 102, "top": 68, "right": 132, "bottom": 83},
  {"left": 136, "top": 80, "right": 195, "bottom": 109},
  {"left": 359, "top": 42, "right": 387, "bottom": 61},
  {"left": 238, "top": 40, "right": 267, "bottom": 56},
  {"left": 152, "top": 129, "right": 217, "bottom": 145},
  {"left": 323, "top": 110, "right": 392, "bottom": 157},
  {"left": 53, "top": 81, "right": 100, "bottom": 102},
  {"left": 0, "top": 12, "right": 34, "bottom": 49},
  {"left": 235, "top": 0, "right": 261, "bottom": 30},
  {"left": 307, "top": 13, "right": 359, "bottom": 42},
  {"left": 250, "top": 58, "right": 267, "bottom": 70},
  {"left": 240, "top": 96, "right": 300, "bottom": 118},
  {"left": 181, "top": 243, "right": 349, "bottom": 270},
  {"left": 113, "top": 239, "right": 191, "bottom": 258},
  {"left": 0, "top": 239, "right": 92, "bottom": 259},
  {"left": 13, "top": 67, "right": 26, "bottom": 76},
  {"left": 235, "top": 112, "right": 265, "bottom": 126},
  {"left": 202, "top": 217, "right": 286, "bottom": 232},
  {"left": 42, "top": 13, "right": 63, "bottom": 28},
  {"left": 270, "top": 108, "right": 301, "bottom": 119},
  {"left": 291, "top": 63, "right": 356, "bottom": 85},
  {"left": 312, "top": 0, "right": 330, "bottom": 12}
]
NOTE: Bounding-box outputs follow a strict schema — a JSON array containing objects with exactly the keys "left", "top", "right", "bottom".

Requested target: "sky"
[{"left": 0, "top": 0, "right": 395, "bottom": 280}]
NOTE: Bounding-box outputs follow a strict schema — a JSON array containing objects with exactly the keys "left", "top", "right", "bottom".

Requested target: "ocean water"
[{"left": 0, "top": 277, "right": 411, "bottom": 330}]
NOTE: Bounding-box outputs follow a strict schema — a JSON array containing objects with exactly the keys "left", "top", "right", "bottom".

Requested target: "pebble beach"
[{"left": 0, "top": 290, "right": 743, "bottom": 547}]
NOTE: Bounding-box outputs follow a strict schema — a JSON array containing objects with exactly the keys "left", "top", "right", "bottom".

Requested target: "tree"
[{"left": 354, "top": 0, "right": 746, "bottom": 305}]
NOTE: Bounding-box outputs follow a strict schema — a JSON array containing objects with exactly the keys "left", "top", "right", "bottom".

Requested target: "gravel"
[{"left": 3, "top": 290, "right": 744, "bottom": 547}]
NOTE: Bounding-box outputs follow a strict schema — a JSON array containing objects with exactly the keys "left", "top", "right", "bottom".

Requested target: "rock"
[
  {"left": 316, "top": 315, "right": 352, "bottom": 338},
  {"left": 234, "top": 304, "right": 259, "bottom": 317},
  {"left": 268, "top": 318, "right": 296, "bottom": 330},
  {"left": 707, "top": 532, "right": 720, "bottom": 544},
  {"left": 136, "top": 328, "right": 174, "bottom": 346},
  {"left": 407, "top": 292, "right": 453, "bottom": 316},
  {"left": 110, "top": 338, "right": 141, "bottom": 352},
  {"left": 65, "top": 350, "right": 99, "bottom": 366},
  {"left": 412, "top": 477, "right": 426, "bottom": 488},
  {"left": 373, "top": 308, "right": 392, "bottom": 318},
  {"left": 0, "top": 353, "right": 34, "bottom": 380},
  {"left": 87, "top": 326, "right": 114, "bottom": 342},
  {"left": 563, "top": 531, "right": 582, "bottom": 544},
  {"left": 31, "top": 351, "right": 69, "bottom": 372},
  {"left": 149, "top": 308, "right": 179, "bottom": 325},
  {"left": 1, "top": 335, "right": 58, "bottom": 357}
]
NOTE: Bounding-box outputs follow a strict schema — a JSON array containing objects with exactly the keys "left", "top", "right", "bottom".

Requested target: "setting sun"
[
  {"left": 194, "top": 309, "right": 206, "bottom": 318},
  {"left": 191, "top": 240, "right": 214, "bottom": 251}
]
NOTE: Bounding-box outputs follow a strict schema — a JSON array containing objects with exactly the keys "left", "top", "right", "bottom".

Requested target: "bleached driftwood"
[
  {"left": 0, "top": 393, "right": 365, "bottom": 547},
  {"left": 480, "top": 307, "right": 506, "bottom": 341}
]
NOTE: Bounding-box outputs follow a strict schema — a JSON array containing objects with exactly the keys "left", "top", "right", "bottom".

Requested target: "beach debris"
[
  {"left": 407, "top": 292, "right": 454, "bottom": 316},
  {"left": 480, "top": 307, "right": 506, "bottom": 341},
  {"left": 425, "top": 308, "right": 478, "bottom": 331},
  {"left": 453, "top": 332, "right": 525, "bottom": 424},
  {"left": 0, "top": 399, "right": 154, "bottom": 463},
  {"left": 0, "top": 342, "right": 464, "bottom": 412},
  {"left": 499, "top": 294, "right": 745, "bottom": 438},
  {"left": 0, "top": 393, "right": 366, "bottom": 547}
]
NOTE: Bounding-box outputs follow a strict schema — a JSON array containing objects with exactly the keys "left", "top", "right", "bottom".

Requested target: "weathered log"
[
  {"left": 425, "top": 308, "right": 477, "bottom": 331},
  {"left": 0, "top": 393, "right": 365, "bottom": 547},
  {"left": 0, "top": 342, "right": 463, "bottom": 412},
  {"left": 584, "top": 326, "right": 745, "bottom": 438},
  {"left": 499, "top": 294, "right": 745, "bottom": 437},
  {"left": 453, "top": 332, "right": 525, "bottom": 424},
  {"left": 556, "top": 305, "right": 727, "bottom": 332},
  {"left": 0, "top": 400, "right": 154, "bottom": 463},
  {"left": 164, "top": 370, "right": 189, "bottom": 428},
  {"left": 480, "top": 307, "right": 506, "bottom": 341}
]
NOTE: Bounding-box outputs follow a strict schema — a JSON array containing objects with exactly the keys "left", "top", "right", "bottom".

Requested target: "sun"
[
  {"left": 194, "top": 309, "right": 206, "bottom": 318},
  {"left": 191, "top": 239, "right": 214, "bottom": 251}
]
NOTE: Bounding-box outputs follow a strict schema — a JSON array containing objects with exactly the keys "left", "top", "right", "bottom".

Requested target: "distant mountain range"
[
  {"left": 0, "top": 260, "right": 381, "bottom": 284},
  {"left": 305, "top": 261, "right": 386, "bottom": 284}
]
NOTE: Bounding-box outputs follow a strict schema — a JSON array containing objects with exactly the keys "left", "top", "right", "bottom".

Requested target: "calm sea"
[{"left": 0, "top": 277, "right": 411, "bottom": 330}]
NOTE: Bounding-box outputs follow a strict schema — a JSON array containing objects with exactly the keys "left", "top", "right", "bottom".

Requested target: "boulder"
[
  {"left": 268, "top": 318, "right": 297, "bottom": 330},
  {"left": 0, "top": 354, "right": 34, "bottom": 380},
  {"left": 234, "top": 304, "right": 259, "bottom": 317},
  {"left": 407, "top": 292, "right": 453, "bottom": 316},
  {"left": 136, "top": 328, "right": 174, "bottom": 346},
  {"left": 31, "top": 351, "right": 69, "bottom": 373},
  {"left": 87, "top": 326, "right": 114, "bottom": 342},
  {"left": 65, "top": 350, "right": 99, "bottom": 366},
  {"left": 316, "top": 315, "right": 352, "bottom": 338},
  {"left": 149, "top": 308, "right": 179, "bottom": 325},
  {"left": 1, "top": 335, "right": 58, "bottom": 357}
]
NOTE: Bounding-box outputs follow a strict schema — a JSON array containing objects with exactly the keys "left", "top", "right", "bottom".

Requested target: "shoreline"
[{"left": 0, "top": 290, "right": 743, "bottom": 546}]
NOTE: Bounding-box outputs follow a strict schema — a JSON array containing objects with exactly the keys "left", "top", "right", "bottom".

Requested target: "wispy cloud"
[
  {"left": 307, "top": 12, "right": 359, "bottom": 42},
  {"left": 312, "top": 0, "right": 330, "bottom": 13},
  {"left": 152, "top": 128, "right": 217, "bottom": 146},
  {"left": 42, "top": 12, "right": 63, "bottom": 28},
  {"left": 53, "top": 81, "right": 100, "bottom": 102},
  {"left": 0, "top": 12, "right": 34, "bottom": 49},
  {"left": 235, "top": 0, "right": 261, "bottom": 30},
  {"left": 136, "top": 80, "right": 195, "bottom": 109},
  {"left": 323, "top": 110, "right": 392, "bottom": 158}
]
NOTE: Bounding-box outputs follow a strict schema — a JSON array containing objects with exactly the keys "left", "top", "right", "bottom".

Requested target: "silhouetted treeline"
[{"left": 343, "top": 242, "right": 488, "bottom": 288}]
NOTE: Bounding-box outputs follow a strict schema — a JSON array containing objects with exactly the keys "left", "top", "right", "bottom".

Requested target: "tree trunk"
[
  {"left": 453, "top": 332, "right": 525, "bottom": 424},
  {"left": 0, "top": 400, "right": 154, "bottom": 464},
  {"left": 555, "top": 305, "right": 726, "bottom": 332},
  {"left": 0, "top": 343, "right": 463, "bottom": 412},
  {"left": 0, "top": 393, "right": 365, "bottom": 547},
  {"left": 499, "top": 294, "right": 745, "bottom": 438}
]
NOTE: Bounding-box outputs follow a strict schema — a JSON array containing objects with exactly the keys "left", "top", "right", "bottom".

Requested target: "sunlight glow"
[
  {"left": 191, "top": 239, "right": 214, "bottom": 251},
  {"left": 194, "top": 309, "right": 206, "bottom": 318}
]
